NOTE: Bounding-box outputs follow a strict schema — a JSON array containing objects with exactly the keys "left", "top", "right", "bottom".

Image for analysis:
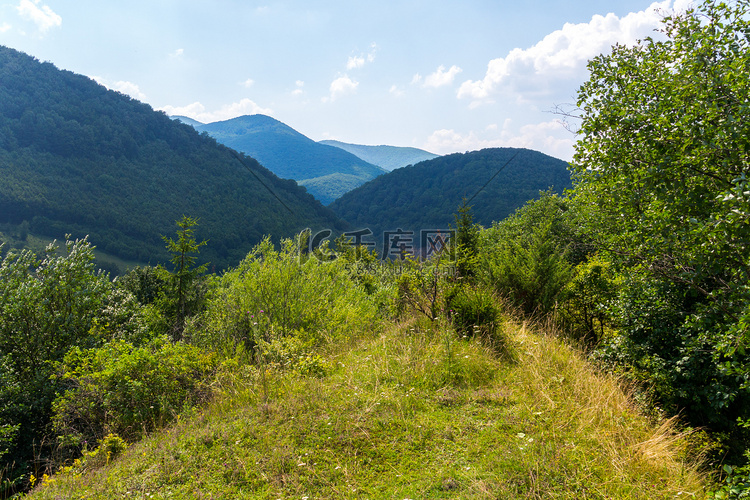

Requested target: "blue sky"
[{"left": 1, "top": 0, "right": 692, "bottom": 161}]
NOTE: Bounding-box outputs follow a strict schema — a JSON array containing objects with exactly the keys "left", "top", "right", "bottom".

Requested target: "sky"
[{"left": 0, "top": 0, "right": 694, "bottom": 161}]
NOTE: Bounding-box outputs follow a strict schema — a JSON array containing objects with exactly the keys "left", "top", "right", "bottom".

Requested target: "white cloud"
[
  {"left": 291, "top": 80, "right": 304, "bottom": 96},
  {"left": 423, "top": 129, "right": 503, "bottom": 155},
  {"left": 422, "top": 65, "right": 462, "bottom": 88},
  {"left": 241, "top": 78, "right": 254, "bottom": 88},
  {"left": 0, "top": 22, "right": 11, "bottom": 33},
  {"left": 389, "top": 84, "right": 405, "bottom": 97},
  {"left": 159, "top": 98, "right": 273, "bottom": 123},
  {"left": 16, "top": 0, "right": 61, "bottom": 33},
  {"left": 458, "top": 1, "right": 675, "bottom": 102},
  {"left": 346, "top": 43, "right": 378, "bottom": 70},
  {"left": 91, "top": 76, "right": 147, "bottom": 101},
  {"left": 346, "top": 55, "right": 365, "bottom": 70},
  {"left": 423, "top": 119, "right": 574, "bottom": 160},
  {"left": 170, "top": 48, "right": 184, "bottom": 58},
  {"left": 325, "top": 75, "right": 358, "bottom": 101}
]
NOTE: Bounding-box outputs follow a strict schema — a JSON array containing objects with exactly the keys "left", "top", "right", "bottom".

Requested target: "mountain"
[
  {"left": 318, "top": 140, "right": 439, "bottom": 171},
  {"left": 328, "top": 148, "right": 572, "bottom": 243},
  {"left": 171, "top": 115, "right": 205, "bottom": 128},
  {"left": 191, "top": 115, "right": 388, "bottom": 205},
  {"left": 0, "top": 46, "right": 346, "bottom": 271}
]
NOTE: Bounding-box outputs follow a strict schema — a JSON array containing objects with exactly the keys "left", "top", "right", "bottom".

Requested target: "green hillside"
[
  {"left": 195, "top": 115, "right": 387, "bottom": 205},
  {"left": 26, "top": 289, "right": 707, "bottom": 498},
  {"left": 0, "top": 46, "right": 346, "bottom": 271},
  {"left": 319, "top": 139, "right": 440, "bottom": 171},
  {"left": 329, "top": 147, "right": 572, "bottom": 239}
]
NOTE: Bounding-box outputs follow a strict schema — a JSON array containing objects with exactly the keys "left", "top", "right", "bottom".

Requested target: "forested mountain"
[
  {"left": 318, "top": 140, "right": 439, "bottom": 171},
  {"left": 190, "top": 115, "right": 388, "bottom": 205},
  {"left": 329, "top": 148, "right": 571, "bottom": 238},
  {"left": 0, "top": 46, "right": 346, "bottom": 270}
]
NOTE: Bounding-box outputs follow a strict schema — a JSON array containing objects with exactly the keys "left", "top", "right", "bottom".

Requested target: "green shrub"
[
  {"left": 52, "top": 337, "right": 218, "bottom": 448},
  {"left": 559, "top": 255, "right": 617, "bottom": 345},
  {"left": 0, "top": 237, "right": 114, "bottom": 488},
  {"left": 479, "top": 193, "right": 577, "bottom": 317},
  {"left": 445, "top": 284, "right": 505, "bottom": 349},
  {"left": 195, "top": 236, "right": 379, "bottom": 361}
]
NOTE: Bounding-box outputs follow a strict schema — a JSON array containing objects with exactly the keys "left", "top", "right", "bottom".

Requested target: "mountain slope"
[
  {"left": 329, "top": 148, "right": 572, "bottom": 238},
  {"left": 0, "top": 46, "right": 346, "bottom": 270},
  {"left": 194, "top": 115, "right": 387, "bottom": 204},
  {"left": 319, "top": 139, "right": 439, "bottom": 171}
]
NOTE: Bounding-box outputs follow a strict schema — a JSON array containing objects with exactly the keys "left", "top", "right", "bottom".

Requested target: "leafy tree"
[
  {"left": 0, "top": 238, "right": 112, "bottom": 493},
  {"left": 571, "top": 0, "right": 750, "bottom": 455}
]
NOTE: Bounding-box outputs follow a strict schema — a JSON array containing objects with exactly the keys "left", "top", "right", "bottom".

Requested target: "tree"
[
  {"left": 571, "top": 0, "right": 750, "bottom": 454},
  {"left": 161, "top": 216, "right": 208, "bottom": 340},
  {"left": 452, "top": 199, "right": 480, "bottom": 280}
]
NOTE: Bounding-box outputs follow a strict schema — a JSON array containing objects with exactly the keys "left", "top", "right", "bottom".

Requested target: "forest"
[
  {"left": 1, "top": 0, "right": 750, "bottom": 497},
  {"left": 0, "top": 46, "right": 346, "bottom": 271},
  {"left": 328, "top": 147, "right": 573, "bottom": 240}
]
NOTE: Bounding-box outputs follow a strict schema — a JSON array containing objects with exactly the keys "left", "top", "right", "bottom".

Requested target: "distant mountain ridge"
[
  {"left": 0, "top": 45, "right": 346, "bottom": 270},
  {"left": 329, "top": 147, "right": 572, "bottom": 241},
  {"left": 318, "top": 140, "right": 439, "bottom": 171},
  {"left": 184, "top": 115, "right": 387, "bottom": 205}
]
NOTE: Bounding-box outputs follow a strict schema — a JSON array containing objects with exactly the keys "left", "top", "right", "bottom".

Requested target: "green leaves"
[{"left": 572, "top": 0, "right": 750, "bottom": 459}]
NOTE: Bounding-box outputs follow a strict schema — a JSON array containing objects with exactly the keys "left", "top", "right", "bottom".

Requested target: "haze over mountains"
[
  {"left": 318, "top": 140, "right": 439, "bottom": 172},
  {"left": 1, "top": 43, "right": 571, "bottom": 271},
  {"left": 175, "top": 115, "right": 390, "bottom": 205}
]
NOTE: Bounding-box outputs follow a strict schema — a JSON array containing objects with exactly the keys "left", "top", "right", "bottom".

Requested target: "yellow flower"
[{"left": 29, "top": 474, "right": 37, "bottom": 487}]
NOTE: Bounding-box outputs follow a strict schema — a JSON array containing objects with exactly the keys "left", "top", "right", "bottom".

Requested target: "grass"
[{"left": 28, "top": 316, "right": 708, "bottom": 499}]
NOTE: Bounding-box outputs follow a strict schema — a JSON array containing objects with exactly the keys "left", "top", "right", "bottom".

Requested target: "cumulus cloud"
[
  {"left": 170, "top": 48, "right": 185, "bottom": 58},
  {"left": 91, "top": 76, "right": 147, "bottom": 101},
  {"left": 241, "top": 78, "right": 255, "bottom": 88},
  {"left": 325, "top": 75, "right": 358, "bottom": 101},
  {"left": 389, "top": 84, "right": 405, "bottom": 97},
  {"left": 423, "top": 119, "right": 574, "bottom": 160},
  {"left": 457, "top": 0, "right": 679, "bottom": 103},
  {"left": 159, "top": 99, "right": 273, "bottom": 123},
  {"left": 16, "top": 0, "right": 61, "bottom": 33},
  {"left": 422, "top": 65, "right": 462, "bottom": 88},
  {"left": 0, "top": 22, "right": 11, "bottom": 33}
]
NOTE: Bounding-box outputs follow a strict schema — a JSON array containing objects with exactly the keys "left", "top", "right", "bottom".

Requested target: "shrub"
[
  {"left": 52, "top": 337, "right": 218, "bottom": 448},
  {"left": 195, "top": 236, "right": 379, "bottom": 361},
  {"left": 445, "top": 284, "right": 506, "bottom": 349},
  {"left": 479, "top": 193, "right": 578, "bottom": 317}
]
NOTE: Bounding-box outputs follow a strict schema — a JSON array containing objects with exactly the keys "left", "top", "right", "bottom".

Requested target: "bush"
[
  {"left": 479, "top": 193, "right": 577, "bottom": 317},
  {"left": 52, "top": 337, "right": 218, "bottom": 448},
  {"left": 445, "top": 284, "right": 505, "bottom": 348},
  {"left": 195, "top": 236, "right": 379, "bottom": 363}
]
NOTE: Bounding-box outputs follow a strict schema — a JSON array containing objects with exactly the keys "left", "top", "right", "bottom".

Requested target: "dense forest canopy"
[
  {"left": 0, "top": 46, "right": 346, "bottom": 270},
  {"left": 329, "top": 147, "right": 572, "bottom": 239}
]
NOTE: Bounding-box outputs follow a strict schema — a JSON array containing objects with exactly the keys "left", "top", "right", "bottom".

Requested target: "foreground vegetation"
[{"left": 27, "top": 318, "right": 706, "bottom": 499}]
